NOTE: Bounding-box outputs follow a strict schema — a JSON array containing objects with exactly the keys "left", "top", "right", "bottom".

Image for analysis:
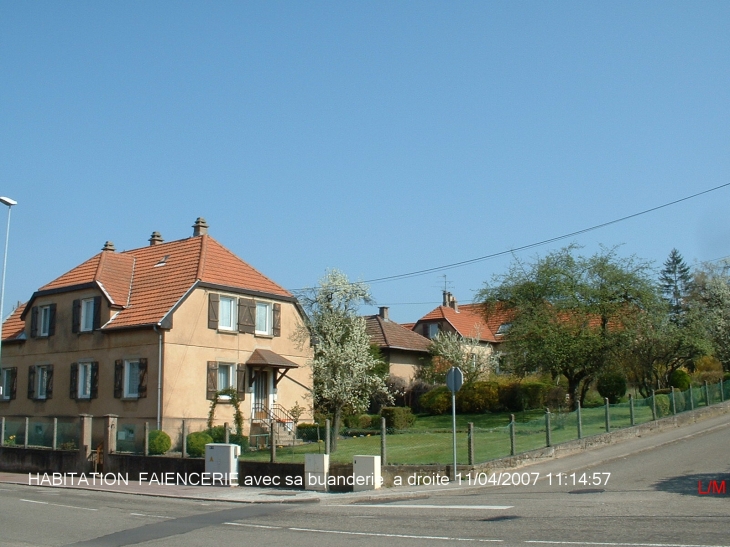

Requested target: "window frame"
[
  {"left": 35, "top": 365, "right": 50, "bottom": 400},
  {"left": 38, "top": 305, "right": 51, "bottom": 337},
  {"left": 123, "top": 360, "right": 141, "bottom": 399},
  {"left": 80, "top": 299, "right": 95, "bottom": 332},
  {"left": 1, "top": 368, "right": 15, "bottom": 401},
  {"left": 255, "top": 302, "right": 272, "bottom": 335},
  {"left": 218, "top": 296, "right": 237, "bottom": 332},
  {"left": 217, "top": 362, "right": 236, "bottom": 399},
  {"left": 427, "top": 323, "right": 439, "bottom": 339},
  {"left": 77, "top": 362, "right": 93, "bottom": 399}
]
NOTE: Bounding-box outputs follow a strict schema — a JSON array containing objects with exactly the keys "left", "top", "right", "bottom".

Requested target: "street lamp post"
[{"left": 0, "top": 196, "right": 17, "bottom": 396}]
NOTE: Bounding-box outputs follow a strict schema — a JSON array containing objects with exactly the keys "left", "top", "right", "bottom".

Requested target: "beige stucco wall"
[
  {"left": 386, "top": 350, "right": 429, "bottom": 383},
  {"left": 161, "top": 287, "right": 313, "bottom": 436},
  {"left": 0, "top": 289, "right": 160, "bottom": 448}
]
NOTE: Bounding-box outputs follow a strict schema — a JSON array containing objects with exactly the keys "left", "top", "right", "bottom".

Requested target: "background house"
[{"left": 0, "top": 218, "right": 312, "bottom": 447}]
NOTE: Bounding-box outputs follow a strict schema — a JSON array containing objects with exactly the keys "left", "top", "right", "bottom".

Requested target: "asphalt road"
[{"left": 1, "top": 415, "right": 728, "bottom": 547}]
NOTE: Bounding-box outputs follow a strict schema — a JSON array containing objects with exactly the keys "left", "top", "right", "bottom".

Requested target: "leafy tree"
[
  {"left": 423, "top": 330, "right": 496, "bottom": 384},
  {"left": 691, "top": 262, "right": 730, "bottom": 370},
  {"left": 596, "top": 370, "right": 627, "bottom": 404},
  {"left": 296, "top": 270, "right": 390, "bottom": 451},
  {"left": 659, "top": 249, "right": 693, "bottom": 322},
  {"left": 479, "top": 245, "right": 657, "bottom": 409}
]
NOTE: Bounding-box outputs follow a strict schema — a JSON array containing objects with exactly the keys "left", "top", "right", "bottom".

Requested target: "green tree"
[
  {"left": 479, "top": 246, "right": 657, "bottom": 409},
  {"left": 296, "top": 270, "right": 390, "bottom": 452},
  {"left": 659, "top": 249, "right": 693, "bottom": 322}
]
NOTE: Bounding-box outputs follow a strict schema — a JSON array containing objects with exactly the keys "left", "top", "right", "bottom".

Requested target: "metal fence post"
[
  {"left": 545, "top": 409, "right": 552, "bottom": 447},
  {"left": 380, "top": 417, "right": 386, "bottom": 466},
  {"left": 224, "top": 422, "right": 230, "bottom": 444},
  {"left": 604, "top": 398, "right": 611, "bottom": 432},
  {"left": 0, "top": 416, "right": 4, "bottom": 446},
  {"left": 269, "top": 419, "right": 276, "bottom": 463},
  {"left": 671, "top": 387, "right": 677, "bottom": 416},
  {"left": 577, "top": 401, "right": 582, "bottom": 439},
  {"left": 325, "top": 418, "right": 331, "bottom": 455},
  {"left": 651, "top": 390, "right": 657, "bottom": 420},
  {"left": 52, "top": 418, "right": 58, "bottom": 451},
  {"left": 24, "top": 417, "right": 29, "bottom": 448},
  {"left": 689, "top": 386, "right": 694, "bottom": 411},
  {"left": 468, "top": 422, "right": 474, "bottom": 466},
  {"left": 629, "top": 394, "right": 635, "bottom": 426},
  {"left": 721, "top": 379, "right": 725, "bottom": 402},
  {"left": 704, "top": 381, "right": 710, "bottom": 406},
  {"left": 509, "top": 414, "right": 516, "bottom": 456},
  {"left": 145, "top": 422, "right": 150, "bottom": 457}
]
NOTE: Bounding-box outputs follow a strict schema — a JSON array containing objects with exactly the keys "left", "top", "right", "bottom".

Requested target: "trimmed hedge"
[
  {"left": 499, "top": 381, "right": 551, "bottom": 412},
  {"left": 148, "top": 429, "right": 171, "bottom": 455},
  {"left": 186, "top": 431, "right": 213, "bottom": 457},
  {"left": 419, "top": 386, "right": 452, "bottom": 415},
  {"left": 380, "top": 407, "right": 416, "bottom": 430},
  {"left": 597, "top": 372, "right": 627, "bottom": 404}
]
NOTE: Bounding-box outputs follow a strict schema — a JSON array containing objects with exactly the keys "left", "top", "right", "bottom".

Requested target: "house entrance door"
[{"left": 253, "top": 370, "right": 269, "bottom": 420}]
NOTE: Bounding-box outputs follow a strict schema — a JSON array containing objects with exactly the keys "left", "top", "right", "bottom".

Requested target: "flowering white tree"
[
  {"left": 296, "top": 270, "right": 390, "bottom": 451},
  {"left": 424, "top": 330, "right": 497, "bottom": 384}
]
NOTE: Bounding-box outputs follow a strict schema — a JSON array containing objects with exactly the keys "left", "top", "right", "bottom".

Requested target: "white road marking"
[
  {"left": 224, "top": 522, "right": 282, "bottom": 530},
  {"left": 346, "top": 504, "right": 513, "bottom": 510},
  {"left": 525, "top": 541, "right": 729, "bottom": 547},
  {"left": 130, "top": 513, "right": 174, "bottom": 519},
  {"left": 287, "top": 527, "right": 503, "bottom": 542},
  {"left": 20, "top": 498, "right": 97, "bottom": 511}
]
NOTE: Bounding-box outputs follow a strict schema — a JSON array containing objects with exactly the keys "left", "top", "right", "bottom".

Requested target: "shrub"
[
  {"left": 672, "top": 390, "right": 686, "bottom": 413},
  {"left": 582, "top": 390, "right": 604, "bottom": 408},
  {"left": 456, "top": 381, "right": 499, "bottom": 413},
  {"left": 596, "top": 372, "right": 627, "bottom": 404},
  {"left": 669, "top": 369, "right": 691, "bottom": 391},
  {"left": 186, "top": 431, "right": 213, "bottom": 457},
  {"left": 296, "top": 423, "right": 323, "bottom": 442},
  {"left": 344, "top": 414, "right": 374, "bottom": 429},
  {"left": 545, "top": 386, "right": 568, "bottom": 411},
  {"left": 148, "top": 430, "right": 171, "bottom": 455},
  {"left": 654, "top": 394, "right": 671, "bottom": 418},
  {"left": 380, "top": 407, "right": 416, "bottom": 430},
  {"left": 208, "top": 425, "right": 248, "bottom": 452},
  {"left": 420, "top": 386, "right": 452, "bottom": 415},
  {"left": 498, "top": 381, "right": 551, "bottom": 411}
]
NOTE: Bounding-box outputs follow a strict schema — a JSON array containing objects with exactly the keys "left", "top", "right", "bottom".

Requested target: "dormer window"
[
  {"left": 30, "top": 304, "right": 56, "bottom": 338},
  {"left": 496, "top": 323, "right": 512, "bottom": 335},
  {"left": 72, "top": 297, "right": 101, "bottom": 333},
  {"left": 81, "top": 298, "right": 95, "bottom": 332},
  {"left": 427, "top": 323, "right": 439, "bottom": 339}
]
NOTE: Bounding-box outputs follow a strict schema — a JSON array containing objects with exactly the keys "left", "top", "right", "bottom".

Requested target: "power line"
[{"left": 362, "top": 182, "right": 730, "bottom": 284}]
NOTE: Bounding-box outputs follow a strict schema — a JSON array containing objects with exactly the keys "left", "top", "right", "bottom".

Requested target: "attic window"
[
  {"left": 154, "top": 255, "right": 170, "bottom": 267},
  {"left": 496, "top": 323, "right": 512, "bottom": 335}
]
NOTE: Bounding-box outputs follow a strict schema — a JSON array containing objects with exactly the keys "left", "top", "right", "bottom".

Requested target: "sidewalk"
[{"left": 2, "top": 402, "right": 728, "bottom": 505}]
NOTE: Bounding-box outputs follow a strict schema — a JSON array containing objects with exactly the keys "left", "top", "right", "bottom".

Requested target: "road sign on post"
[{"left": 446, "top": 367, "right": 463, "bottom": 481}]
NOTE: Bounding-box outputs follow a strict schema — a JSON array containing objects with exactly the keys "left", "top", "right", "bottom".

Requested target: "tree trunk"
[{"left": 331, "top": 406, "right": 342, "bottom": 453}]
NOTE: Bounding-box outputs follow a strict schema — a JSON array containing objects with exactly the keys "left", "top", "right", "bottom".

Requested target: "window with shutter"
[
  {"left": 273, "top": 303, "right": 281, "bottom": 337},
  {"left": 238, "top": 298, "right": 255, "bottom": 334},
  {"left": 255, "top": 302, "right": 272, "bottom": 335},
  {"left": 79, "top": 299, "right": 95, "bottom": 332},
  {"left": 72, "top": 300, "right": 82, "bottom": 333},
  {"left": 114, "top": 360, "right": 123, "bottom": 398},
  {"left": 208, "top": 294, "right": 219, "bottom": 330},
  {"left": 27, "top": 366, "right": 35, "bottom": 400},
  {"left": 236, "top": 363, "right": 247, "bottom": 398},
  {"left": 206, "top": 361, "right": 218, "bottom": 400}
]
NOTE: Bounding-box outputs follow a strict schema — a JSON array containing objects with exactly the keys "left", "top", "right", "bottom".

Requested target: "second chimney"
[
  {"left": 192, "top": 217, "right": 209, "bottom": 237},
  {"left": 149, "top": 231, "right": 164, "bottom": 246},
  {"left": 379, "top": 306, "right": 389, "bottom": 320}
]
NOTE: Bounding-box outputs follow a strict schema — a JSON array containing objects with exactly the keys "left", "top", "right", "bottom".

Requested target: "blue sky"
[{"left": 1, "top": 2, "right": 729, "bottom": 323}]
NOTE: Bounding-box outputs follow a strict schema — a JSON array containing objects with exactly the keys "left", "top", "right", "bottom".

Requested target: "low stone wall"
[{"left": 0, "top": 446, "right": 80, "bottom": 474}]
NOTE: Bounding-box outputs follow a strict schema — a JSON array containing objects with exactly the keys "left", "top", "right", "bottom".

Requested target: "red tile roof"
[
  {"left": 415, "top": 303, "right": 513, "bottom": 344},
  {"left": 1, "top": 303, "right": 26, "bottom": 342},
  {"left": 365, "top": 315, "right": 431, "bottom": 353},
  {"left": 6, "top": 234, "right": 292, "bottom": 336}
]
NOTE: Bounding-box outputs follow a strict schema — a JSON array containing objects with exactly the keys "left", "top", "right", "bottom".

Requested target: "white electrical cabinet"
[
  {"left": 353, "top": 455, "right": 381, "bottom": 491},
  {"left": 205, "top": 443, "right": 240, "bottom": 486}
]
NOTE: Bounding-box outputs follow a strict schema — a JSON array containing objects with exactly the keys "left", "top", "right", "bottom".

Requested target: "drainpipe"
[{"left": 153, "top": 325, "right": 163, "bottom": 430}]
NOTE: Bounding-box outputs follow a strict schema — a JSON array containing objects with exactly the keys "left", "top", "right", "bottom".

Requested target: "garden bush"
[
  {"left": 456, "top": 381, "right": 499, "bottom": 413},
  {"left": 596, "top": 371, "right": 627, "bottom": 404},
  {"left": 186, "top": 431, "right": 213, "bottom": 457},
  {"left": 296, "top": 423, "right": 323, "bottom": 442},
  {"left": 420, "top": 386, "right": 452, "bottom": 415},
  {"left": 208, "top": 425, "right": 249, "bottom": 451},
  {"left": 669, "top": 369, "right": 691, "bottom": 391},
  {"left": 148, "top": 429, "right": 171, "bottom": 455},
  {"left": 654, "top": 394, "right": 671, "bottom": 418},
  {"left": 344, "top": 414, "right": 375, "bottom": 429},
  {"left": 380, "top": 407, "right": 416, "bottom": 430},
  {"left": 498, "top": 380, "right": 551, "bottom": 411}
]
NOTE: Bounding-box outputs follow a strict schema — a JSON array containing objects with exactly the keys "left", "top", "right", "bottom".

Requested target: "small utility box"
[
  {"left": 353, "top": 455, "right": 381, "bottom": 492},
  {"left": 305, "top": 453, "right": 329, "bottom": 492},
  {"left": 205, "top": 443, "right": 240, "bottom": 486}
]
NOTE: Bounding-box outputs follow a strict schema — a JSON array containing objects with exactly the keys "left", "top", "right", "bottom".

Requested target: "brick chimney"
[
  {"left": 101, "top": 241, "right": 116, "bottom": 252},
  {"left": 379, "top": 306, "right": 389, "bottom": 320},
  {"left": 148, "top": 231, "right": 164, "bottom": 246},
  {"left": 192, "top": 217, "right": 209, "bottom": 237}
]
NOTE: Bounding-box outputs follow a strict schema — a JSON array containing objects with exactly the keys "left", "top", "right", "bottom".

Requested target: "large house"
[
  {"left": 0, "top": 218, "right": 312, "bottom": 446},
  {"left": 364, "top": 306, "right": 431, "bottom": 382}
]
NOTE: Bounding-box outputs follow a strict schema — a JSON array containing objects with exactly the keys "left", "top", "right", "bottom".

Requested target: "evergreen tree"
[{"left": 659, "top": 249, "right": 693, "bottom": 320}]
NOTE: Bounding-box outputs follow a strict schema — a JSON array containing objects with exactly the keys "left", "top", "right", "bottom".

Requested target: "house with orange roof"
[
  {"left": 364, "top": 307, "right": 431, "bottom": 382},
  {"left": 0, "top": 218, "right": 312, "bottom": 447},
  {"left": 411, "top": 292, "right": 513, "bottom": 376}
]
